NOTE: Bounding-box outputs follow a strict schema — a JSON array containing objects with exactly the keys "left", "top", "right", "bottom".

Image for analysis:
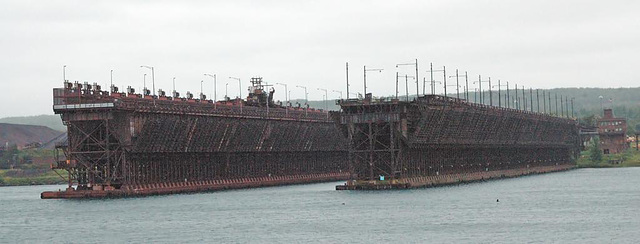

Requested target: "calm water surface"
[{"left": 1, "top": 168, "right": 639, "bottom": 243}]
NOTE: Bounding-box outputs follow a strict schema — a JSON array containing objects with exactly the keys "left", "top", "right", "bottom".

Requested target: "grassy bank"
[
  {"left": 577, "top": 148, "right": 640, "bottom": 168},
  {"left": 0, "top": 169, "right": 67, "bottom": 186}
]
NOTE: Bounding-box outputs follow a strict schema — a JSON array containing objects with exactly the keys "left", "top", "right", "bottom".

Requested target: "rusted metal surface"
[
  {"left": 335, "top": 95, "right": 581, "bottom": 190},
  {"left": 43, "top": 80, "right": 348, "bottom": 199}
]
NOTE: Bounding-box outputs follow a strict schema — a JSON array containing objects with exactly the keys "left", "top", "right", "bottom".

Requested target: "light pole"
[
  {"left": 296, "top": 85, "right": 308, "bottom": 105},
  {"left": 363, "top": 65, "right": 383, "bottom": 95},
  {"left": 172, "top": 77, "right": 178, "bottom": 98},
  {"left": 332, "top": 90, "right": 343, "bottom": 100},
  {"left": 110, "top": 69, "right": 113, "bottom": 89},
  {"left": 225, "top": 83, "right": 229, "bottom": 99},
  {"left": 474, "top": 76, "right": 490, "bottom": 105},
  {"left": 318, "top": 88, "right": 328, "bottom": 113},
  {"left": 536, "top": 89, "right": 540, "bottom": 113},
  {"left": 543, "top": 90, "right": 546, "bottom": 114},
  {"left": 204, "top": 73, "right": 216, "bottom": 101},
  {"left": 396, "top": 59, "right": 419, "bottom": 97},
  {"left": 461, "top": 71, "right": 469, "bottom": 101},
  {"left": 63, "top": 65, "right": 67, "bottom": 82},
  {"left": 200, "top": 80, "right": 204, "bottom": 100},
  {"left": 514, "top": 84, "right": 519, "bottom": 110},
  {"left": 530, "top": 88, "right": 534, "bottom": 112},
  {"left": 143, "top": 73, "right": 147, "bottom": 95},
  {"left": 571, "top": 97, "right": 575, "bottom": 118},
  {"left": 429, "top": 65, "right": 446, "bottom": 96},
  {"left": 229, "top": 77, "right": 241, "bottom": 99},
  {"left": 522, "top": 86, "right": 527, "bottom": 111},
  {"left": 447, "top": 69, "right": 462, "bottom": 99},
  {"left": 492, "top": 80, "right": 508, "bottom": 107},
  {"left": 345, "top": 62, "right": 350, "bottom": 99},
  {"left": 297, "top": 85, "right": 308, "bottom": 116},
  {"left": 140, "top": 65, "right": 155, "bottom": 96},
  {"left": 276, "top": 82, "right": 288, "bottom": 104}
]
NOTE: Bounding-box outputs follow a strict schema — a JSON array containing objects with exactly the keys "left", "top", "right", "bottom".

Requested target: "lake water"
[{"left": 1, "top": 168, "right": 639, "bottom": 243}]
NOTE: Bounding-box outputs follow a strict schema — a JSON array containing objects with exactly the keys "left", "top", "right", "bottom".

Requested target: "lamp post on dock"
[
  {"left": 225, "top": 83, "right": 229, "bottom": 99},
  {"left": 396, "top": 59, "right": 419, "bottom": 97},
  {"left": 492, "top": 80, "right": 508, "bottom": 108},
  {"left": 428, "top": 63, "right": 446, "bottom": 95},
  {"left": 143, "top": 73, "right": 147, "bottom": 95},
  {"left": 276, "top": 83, "right": 289, "bottom": 105},
  {"left": 296, "top": 85, "right": 308, "bottom": 105},
  {"left": 332, "top": 90, "right": 343, "bottom": 100},
  {"left": 396, "top": 74, "right": 415, "bottom": 102},
  {"left": 474, "top": 75, "right": 490, "bottom": 105},
  {"left": 571, "top": 97, "right": 575, "bottom": 118},
  {"left": 522, "top": 86, "right": 527, "bottom": 111},
  {"left": 63, "top": 65, "right": 67, "bottom": 82},
  {"left": 317, "top": 88, "right": 328, "bottom": 111},
  {"left": 172, "top": 77, "right": 178, "bottom": 98},
  {"left": 140, "top": 65, "right": 155, "bottom": 96},
  {"left": 110, "top": 70, "right": 113, "bottom": 89},
  {"left": 200, "top": 80, "right": 204, "bottom": 99},
  {"left": 229, "top": 77, "right": 241, "bottom": 99},
  {"left": 448, "top": 69, "right": 465, "bottom": 99},
  {"left": 364, "top": 66, "right": 383, "bottom": 95},
  {"left": 204, "top": 74, "right": 216, "bottom": 101},
  {"left": 514, "top": 84, "right": 519, "bottom": 110},
  {"left": 543, "top": 91, "right": 548, "bottom": 114},
  {"left": 297, "top": 85, "right": 308, "bottom": 116}
]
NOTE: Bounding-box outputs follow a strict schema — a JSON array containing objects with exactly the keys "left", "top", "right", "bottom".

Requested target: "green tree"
[
  {"left": 0, "top": 144, "right": 18, "bottom": 169},
  {"left": 579, "top": 115, "right": 596, "bottom": 127},
  {"left": 589, "top": 137, "right": 603, "bottom": 163}
]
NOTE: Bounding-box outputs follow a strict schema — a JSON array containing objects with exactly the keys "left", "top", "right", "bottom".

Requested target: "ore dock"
[
  {"left": 42, "top": 78, "right": 349, "bottom": 199},
  {"left": 335, "top": 94, "right": 580, "bottom": 190}
]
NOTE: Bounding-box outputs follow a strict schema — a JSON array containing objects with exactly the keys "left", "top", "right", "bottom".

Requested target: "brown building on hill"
[{"left": 597, "top": 108, "right": 628, "bottom": 154}]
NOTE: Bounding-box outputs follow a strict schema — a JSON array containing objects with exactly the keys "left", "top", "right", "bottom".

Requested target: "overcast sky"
[{"left": 1, "top": 0, "right": 639, "bottom": 117}]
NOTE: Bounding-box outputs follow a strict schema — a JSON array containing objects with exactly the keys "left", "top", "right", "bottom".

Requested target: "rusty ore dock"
[
  {"left": 335, "top": 94, "right": 580, "bottom": 190},
  {"left": 42, "top": 79, "right": 348, "bottom": 199}
]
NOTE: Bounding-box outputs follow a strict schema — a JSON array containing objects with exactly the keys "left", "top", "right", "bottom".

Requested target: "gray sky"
[{"left": 1, "top": 0, "right": 639, "bottom": 117}]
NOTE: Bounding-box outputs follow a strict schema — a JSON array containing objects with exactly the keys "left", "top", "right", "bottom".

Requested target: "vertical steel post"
[
  {"left": 554, "top": 93, "right": 558, "bottom": 116},
  {"left": 536, "top": 89, "right": 540, "bottom": 113},
  {"left": 571, "top": 98, "right": 575, "bottom": 118},
  {"left": 465, "top": 72, "right": 469, "bottom": 101},
  {"left": 522, "top": 86, "right": 526, "bottom": 111},
  {"left": 363, "top": 65, "right": 367, "bottom": 95},
  {"left": 415, "top": 59, "right": 419, "bottom": 98},
  {"left": 395, "top": 72, "right": 399, "bottom": 100},
  {"left": 498, "top": 79, "right": 501, "bottom": 107},
  {"left": 430, "top": 63, "right": 434, "bottom": 95},
  {"left": 489, "top": 77, "right": 492, "bottom": 106},
  {"left": 478, "top": 75, "right": 483, "bottom": 104},
  {"left": 405, "top": 75, "right": 409, "bottom": 102},
  {"left": 561, "top": 95, "right": 564, "bottom": 117},
  {"left": 456, "top": 69, "right": 460, "bottom": 99},
  {"left": 506, "top": 82, "right": 510, "bottom": 109},
  {"left": 515, "top": 84, "right": 518, "bottom": 110},
  {"left": 346, "top": 62, "right": 349, "bottom": 99},
  {"left": 530, "top": 88, "right": 533, "bottom": 112},
  {"left": 443, "top": 66, "right": 447, "bottom": 98}
]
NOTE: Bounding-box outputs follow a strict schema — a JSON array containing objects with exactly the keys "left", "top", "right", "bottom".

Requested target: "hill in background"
[
  {"left": 0, "top": 123, "right": 63, "bottom": 148},
  {"left": 0, "top": 115, "right": 64, "bottom": 132}
]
